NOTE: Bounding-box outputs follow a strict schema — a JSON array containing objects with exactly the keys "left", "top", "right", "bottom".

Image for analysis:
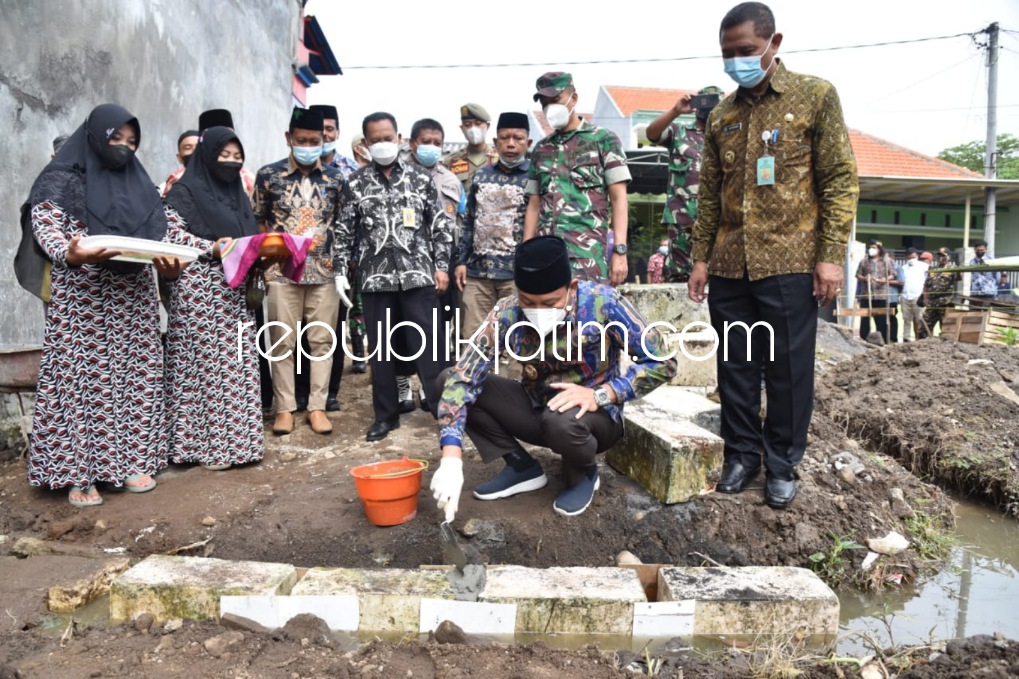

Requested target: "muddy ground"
[{"left": 0, "top": 334, "right": 1017, "bottom": 677}]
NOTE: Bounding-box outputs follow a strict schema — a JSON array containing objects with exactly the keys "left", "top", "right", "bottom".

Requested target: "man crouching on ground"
[{"left": 430, "top": 236, "right": 677, "bottom": 519}]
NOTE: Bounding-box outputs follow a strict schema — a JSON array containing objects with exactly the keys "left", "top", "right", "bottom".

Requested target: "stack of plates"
[{"left": 78, "top": 235, "right": 202, "bottom": 264}]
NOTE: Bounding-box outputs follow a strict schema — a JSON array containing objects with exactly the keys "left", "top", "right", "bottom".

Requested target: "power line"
[{"left": 342, "top": 31, "right": 980, "bottom": 71}]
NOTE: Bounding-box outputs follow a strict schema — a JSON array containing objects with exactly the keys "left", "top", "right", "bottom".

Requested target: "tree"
[{"left": 937, "top": 133, "right": 1019, "bottom": 179}]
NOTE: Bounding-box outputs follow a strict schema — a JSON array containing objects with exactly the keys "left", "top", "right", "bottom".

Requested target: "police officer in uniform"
[{"left": 442, "top": 103, "right": 499, "bottom": 193}]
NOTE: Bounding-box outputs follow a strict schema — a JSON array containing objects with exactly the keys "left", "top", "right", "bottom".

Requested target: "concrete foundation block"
[
  {"left": 617, "top": 283, "right": 710, "bottom": 328},
  {"left": 480, "top": 566, "right": 646, "bottom": 635},
  {"left": 109, "top": 555, "right": 297, "bottom": 624},
  {"left": 657, "top": 567, "right": 839, "bottom": 638},
  {"left": 608, "top": 388, "right": 724, "bottom": 504},
  {"left": 663, "top": 331, "right": 718, "bottom": 387},
  {"left": 291, "top": 568, "right": 457, "bottom": 632}
]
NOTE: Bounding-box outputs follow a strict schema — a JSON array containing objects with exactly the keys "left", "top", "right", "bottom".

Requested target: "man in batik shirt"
[
  {"left": 689, "top": 2, "right": 858, "bottom": 509},
  {"left": 335, "top": 112, "right": 453, "bottom": 442},
  {"left": 429, "top": 236, "right": 677, "bottom": 520},
  {"left": 524, "top": 72, "right": 631, "bottom": 285}
]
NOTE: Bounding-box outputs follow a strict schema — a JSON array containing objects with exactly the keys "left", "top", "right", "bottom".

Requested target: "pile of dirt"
[
  {"left": 815, "top": 336, "right": 1019, "bottom": 517},
  {"left": 1, "top": 618, "right": 1016, "bottom": 679}
]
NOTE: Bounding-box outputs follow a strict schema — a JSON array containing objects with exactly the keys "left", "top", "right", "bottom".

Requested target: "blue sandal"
[
  {"left": 69, "top": 485, "right": 103, "bottom": 508},
  {"left": 124, "top": 474, "right": 157, "bottom": 493}
]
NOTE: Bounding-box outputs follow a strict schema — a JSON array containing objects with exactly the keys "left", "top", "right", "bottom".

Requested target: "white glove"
[
  {"left": 430, "top": 456, "right": 464, "bottom": 523},
  {"left": 334, "top": 274, "right": 353, "bottom": 309}
]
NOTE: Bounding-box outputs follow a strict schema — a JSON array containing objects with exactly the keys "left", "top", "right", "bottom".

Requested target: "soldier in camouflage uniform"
[
  {"left": 523, "top": 72, "right": 632, "bottom": 285},
  {"left": 646, "top": 85, "right": 723, "bottom": 282},
  {"left": 919, "top": 248, "right": 959, "bottom": 339},
  {"left": 441, "top": 103, "right": 499, "bottom": 193}
]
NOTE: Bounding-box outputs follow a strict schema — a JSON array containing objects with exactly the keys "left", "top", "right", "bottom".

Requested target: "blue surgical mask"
[
  {"left": 723, "top": 33, "right": 775, "bottom": 88},
  {"left": 414, "top": 143, "right": 442, "bottom": 167},
  {"left": 292, "top": 145, "right": 322, "bottom": 166},
  {"left": 322, "top": 141, "right": 336, "bottom": 156},
  {"left": 658, "top": 246, "right": 669, "bottom": 256}
]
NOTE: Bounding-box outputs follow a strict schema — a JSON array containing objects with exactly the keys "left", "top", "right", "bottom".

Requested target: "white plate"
[{"left": 78, "top": 235, "right": 202, "bottom": 264}]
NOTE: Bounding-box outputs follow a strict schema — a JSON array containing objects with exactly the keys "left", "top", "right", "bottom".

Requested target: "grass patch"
[
  {"left": 902, "top": 500, "right": 956, "bottom": 562},
  {"left": 808, "top": 533, "right": 865, "bottom": 588}
]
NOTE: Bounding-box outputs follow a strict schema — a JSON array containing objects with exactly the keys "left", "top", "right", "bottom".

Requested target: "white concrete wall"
[
  {"left": 591, "top": 87, "right": 631, "bottom": 149},
  {"left": 0, "top": 0, "right": 302, "bottom": 348}
]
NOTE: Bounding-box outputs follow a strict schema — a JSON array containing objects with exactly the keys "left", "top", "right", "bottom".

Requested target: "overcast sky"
[{"left": 305, "top": 0, "right": 1019, "bottom": 163}]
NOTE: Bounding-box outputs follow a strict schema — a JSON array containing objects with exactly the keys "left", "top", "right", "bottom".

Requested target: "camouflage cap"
[
  {"left": 459, "top": 103, "right": 491, "bottom": 123},
  {"left": 697, "top": 85, "right": 724, "bottom": 96},
  {"left": 533, "top": 72, "right": 573, "bottom": 102}
]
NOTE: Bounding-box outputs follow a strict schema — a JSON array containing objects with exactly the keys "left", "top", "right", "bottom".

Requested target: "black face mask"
[
  {"left": 211, "top": 161, "right": 243, "bottom": 184},
  {"left": 181, "top": 153, "right": 194, "bottom": 168},
  {"left": 100, "top": 143, "right": 134, "bottom": 170}
]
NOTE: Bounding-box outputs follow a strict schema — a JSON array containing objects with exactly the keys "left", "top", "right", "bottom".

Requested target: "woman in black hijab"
[
  {"left": 26, "top": 104, "right": 209, "bottom": 507},
  {"left": 164, "top": 127, "right": 264, "bottom": 471}
]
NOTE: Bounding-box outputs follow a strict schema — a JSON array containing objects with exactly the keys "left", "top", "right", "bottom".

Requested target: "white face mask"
[
  {"left": 499, "top": 152, "right": 526, "bottom": 168},
  {"left": 867, "top": 247, "right": 878, "bottom": 257},
  {"left": 464, "top": 126, "right": 486, "bottom": 145},
  {"left": 522, "top": 307, "right": 567, "bottom": 337},
  {"left": 368, "top": 141, "right": 399, "bottom": 166},
  {"left": 544, "top": 102, "right": 573, "bottom": 130}
]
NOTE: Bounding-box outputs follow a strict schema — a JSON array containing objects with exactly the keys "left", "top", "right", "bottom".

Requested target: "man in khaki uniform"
[{"left": 442, "top": 102, "right": 499, "bottom": 193}]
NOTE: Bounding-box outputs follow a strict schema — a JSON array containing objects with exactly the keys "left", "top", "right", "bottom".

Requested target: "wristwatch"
[
  {"left": 593, "top": 387, "right": 612, "bottom": 408},
  {"left": 613, "top": 243, "right": 628, "bottom": 256}
]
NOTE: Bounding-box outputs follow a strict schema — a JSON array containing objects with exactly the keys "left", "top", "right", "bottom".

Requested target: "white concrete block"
[
  {"left": 292, "top": 568, "right": 457, "bottom": 633},
  {"left": 608, "top": 393, "right": 724, "bottom": 504},
  {"left": 657, "top": 567, "right": 839, "bottom": 638},
  {"left": 480, "top": 566, "right": 646, "bottom": 635},
  {"left": 110, "top": 555, "right": 297, "bottom": 624},
  {"left": 664, "top": 331, "right": 717, "bottom": 387},
  {"left": 220, "top": 595, "right": 360, "bottom": 632},
  {"left": 633, "top": 600, "right": 695, "bottom": 638},
  {"left": 419, "top": 598, "right": 517, "bottom": 636}
]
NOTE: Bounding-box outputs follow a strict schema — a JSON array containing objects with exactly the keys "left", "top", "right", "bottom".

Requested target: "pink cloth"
[{"left": 219, "top": 233, "right": 313, "bottom": 288}]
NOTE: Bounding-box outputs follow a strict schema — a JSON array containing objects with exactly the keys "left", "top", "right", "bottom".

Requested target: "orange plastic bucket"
[{"left": 350, "top": 457, "right": 429, "bottom": 526}]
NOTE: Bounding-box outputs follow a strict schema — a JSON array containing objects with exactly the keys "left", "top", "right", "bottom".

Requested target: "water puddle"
[
  {"left": 838, "top": 498, "right": 1019, "bottom": 654},
  {"left": 38, "top": 593, "right": 112, "bottom": 637}
]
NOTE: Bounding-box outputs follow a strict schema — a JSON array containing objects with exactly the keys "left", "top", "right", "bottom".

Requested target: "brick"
[
  {"left": 109, "top": 555, "right": 297, "bottom": 624},
  {"left": 607, "top": 387, "right": 724, "bottom": 504},
  {"left": 657, "top": 567, "right": 839, "bottom": 639},
  {"left": 291, "top": 568, "right": 457, "bottom": 632},
  {"left": 480, "top": 566, "right": 645, "bottom": 635}
]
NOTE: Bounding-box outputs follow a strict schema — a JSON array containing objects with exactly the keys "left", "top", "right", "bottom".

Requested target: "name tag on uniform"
[
  {"left": 722, "top": 123, "right": 742, "bottom": 134},
  {"left": 756, "top": 156, "right": 775, "bottom": 186},
  {"left": 402, "top": 208, "right": 417, "bottom": 227}
]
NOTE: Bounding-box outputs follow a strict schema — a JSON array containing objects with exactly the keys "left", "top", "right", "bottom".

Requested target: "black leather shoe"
[
  {"left": 351, "top": 361, "right": 367, "bottom": 375},
  {"left": 325, "top": 396, "right": 341, "bottom": 412},
  {"left": 398, "top": 399, "right": 416, "bottom": 414},
  {"left": 366, "top": 418, "right": 400, "bottom": 442},
  {"left": 716, "top": 460, "right": 761, "bottom": 494},
  {"left": 765, "top": 475, "right": 797, "bottom": 509}
]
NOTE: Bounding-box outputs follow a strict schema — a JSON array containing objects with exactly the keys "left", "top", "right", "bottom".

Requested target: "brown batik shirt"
[{"left": 691, "top": 61, "right": 859, "bottom": 280}]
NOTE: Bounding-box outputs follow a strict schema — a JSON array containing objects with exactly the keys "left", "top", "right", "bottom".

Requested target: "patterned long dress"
[
  {"left": 28, "top": 197, "right": 207, "bottom": 490},
  {"left": 163, "top": 207, "right": 263, "bottom": 467}
]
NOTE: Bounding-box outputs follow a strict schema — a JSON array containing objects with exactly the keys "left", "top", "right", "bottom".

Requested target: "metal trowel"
[{"left": 439, "top": 521, "right": 468, "bottom": 573}]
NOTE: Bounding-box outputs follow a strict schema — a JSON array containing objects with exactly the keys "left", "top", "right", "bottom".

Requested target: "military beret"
[
  {"left": 460, "top": 103, "right": 491, "bottom": 122},
  {"left": 199, "top": 109, "right": 234, "bottom": 131},
  {"left": 309, "top": 104, "right": 339, "bottom": 121},
  {"left": 515, "top": 236, "right": 572, "bottom": 294},
  {"left": 533, "top": 72, "right": 573, "bottom": 102},
  {"left": 497, "top": 112, "right": 529, "bottom": 132},
  {"left": 289, "top": 106, "right": 324, "bottom": 132}
]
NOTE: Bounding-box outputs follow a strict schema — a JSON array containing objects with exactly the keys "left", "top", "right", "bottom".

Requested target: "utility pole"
[{"left": 984, "top": 22, "right": 999, "bottom": 253}]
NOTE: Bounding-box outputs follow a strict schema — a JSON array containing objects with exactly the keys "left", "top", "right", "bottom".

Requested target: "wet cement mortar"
[{"left": 1, "top": 334, "right": 1017, "bottom": 677}]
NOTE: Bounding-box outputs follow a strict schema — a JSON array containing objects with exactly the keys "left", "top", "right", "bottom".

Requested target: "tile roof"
[
  {"left": 599, "top": 86, "right": 980, "bottom": 179},
  {"left": 603, "top": 86, "right": 699, "bottom": 117},
  {"left": 848, "top": 129, "right": 981, "bottom": 179}
]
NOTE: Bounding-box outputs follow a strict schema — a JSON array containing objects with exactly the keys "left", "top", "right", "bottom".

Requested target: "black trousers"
[
  {"left": 708, "top": 273, "right": 815, "bottom": 480},
  {"left": 859, "top": 297, "right": 890, "bottom": 342},
  {"left": 362, "top": 287, "right": 449, "bottom": 422},
  {"left": 437, "top": 369, "right": 623, "bottom": 487},
  {"left": 295, "top": 304, "right": 347, "bottom": 403}
]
